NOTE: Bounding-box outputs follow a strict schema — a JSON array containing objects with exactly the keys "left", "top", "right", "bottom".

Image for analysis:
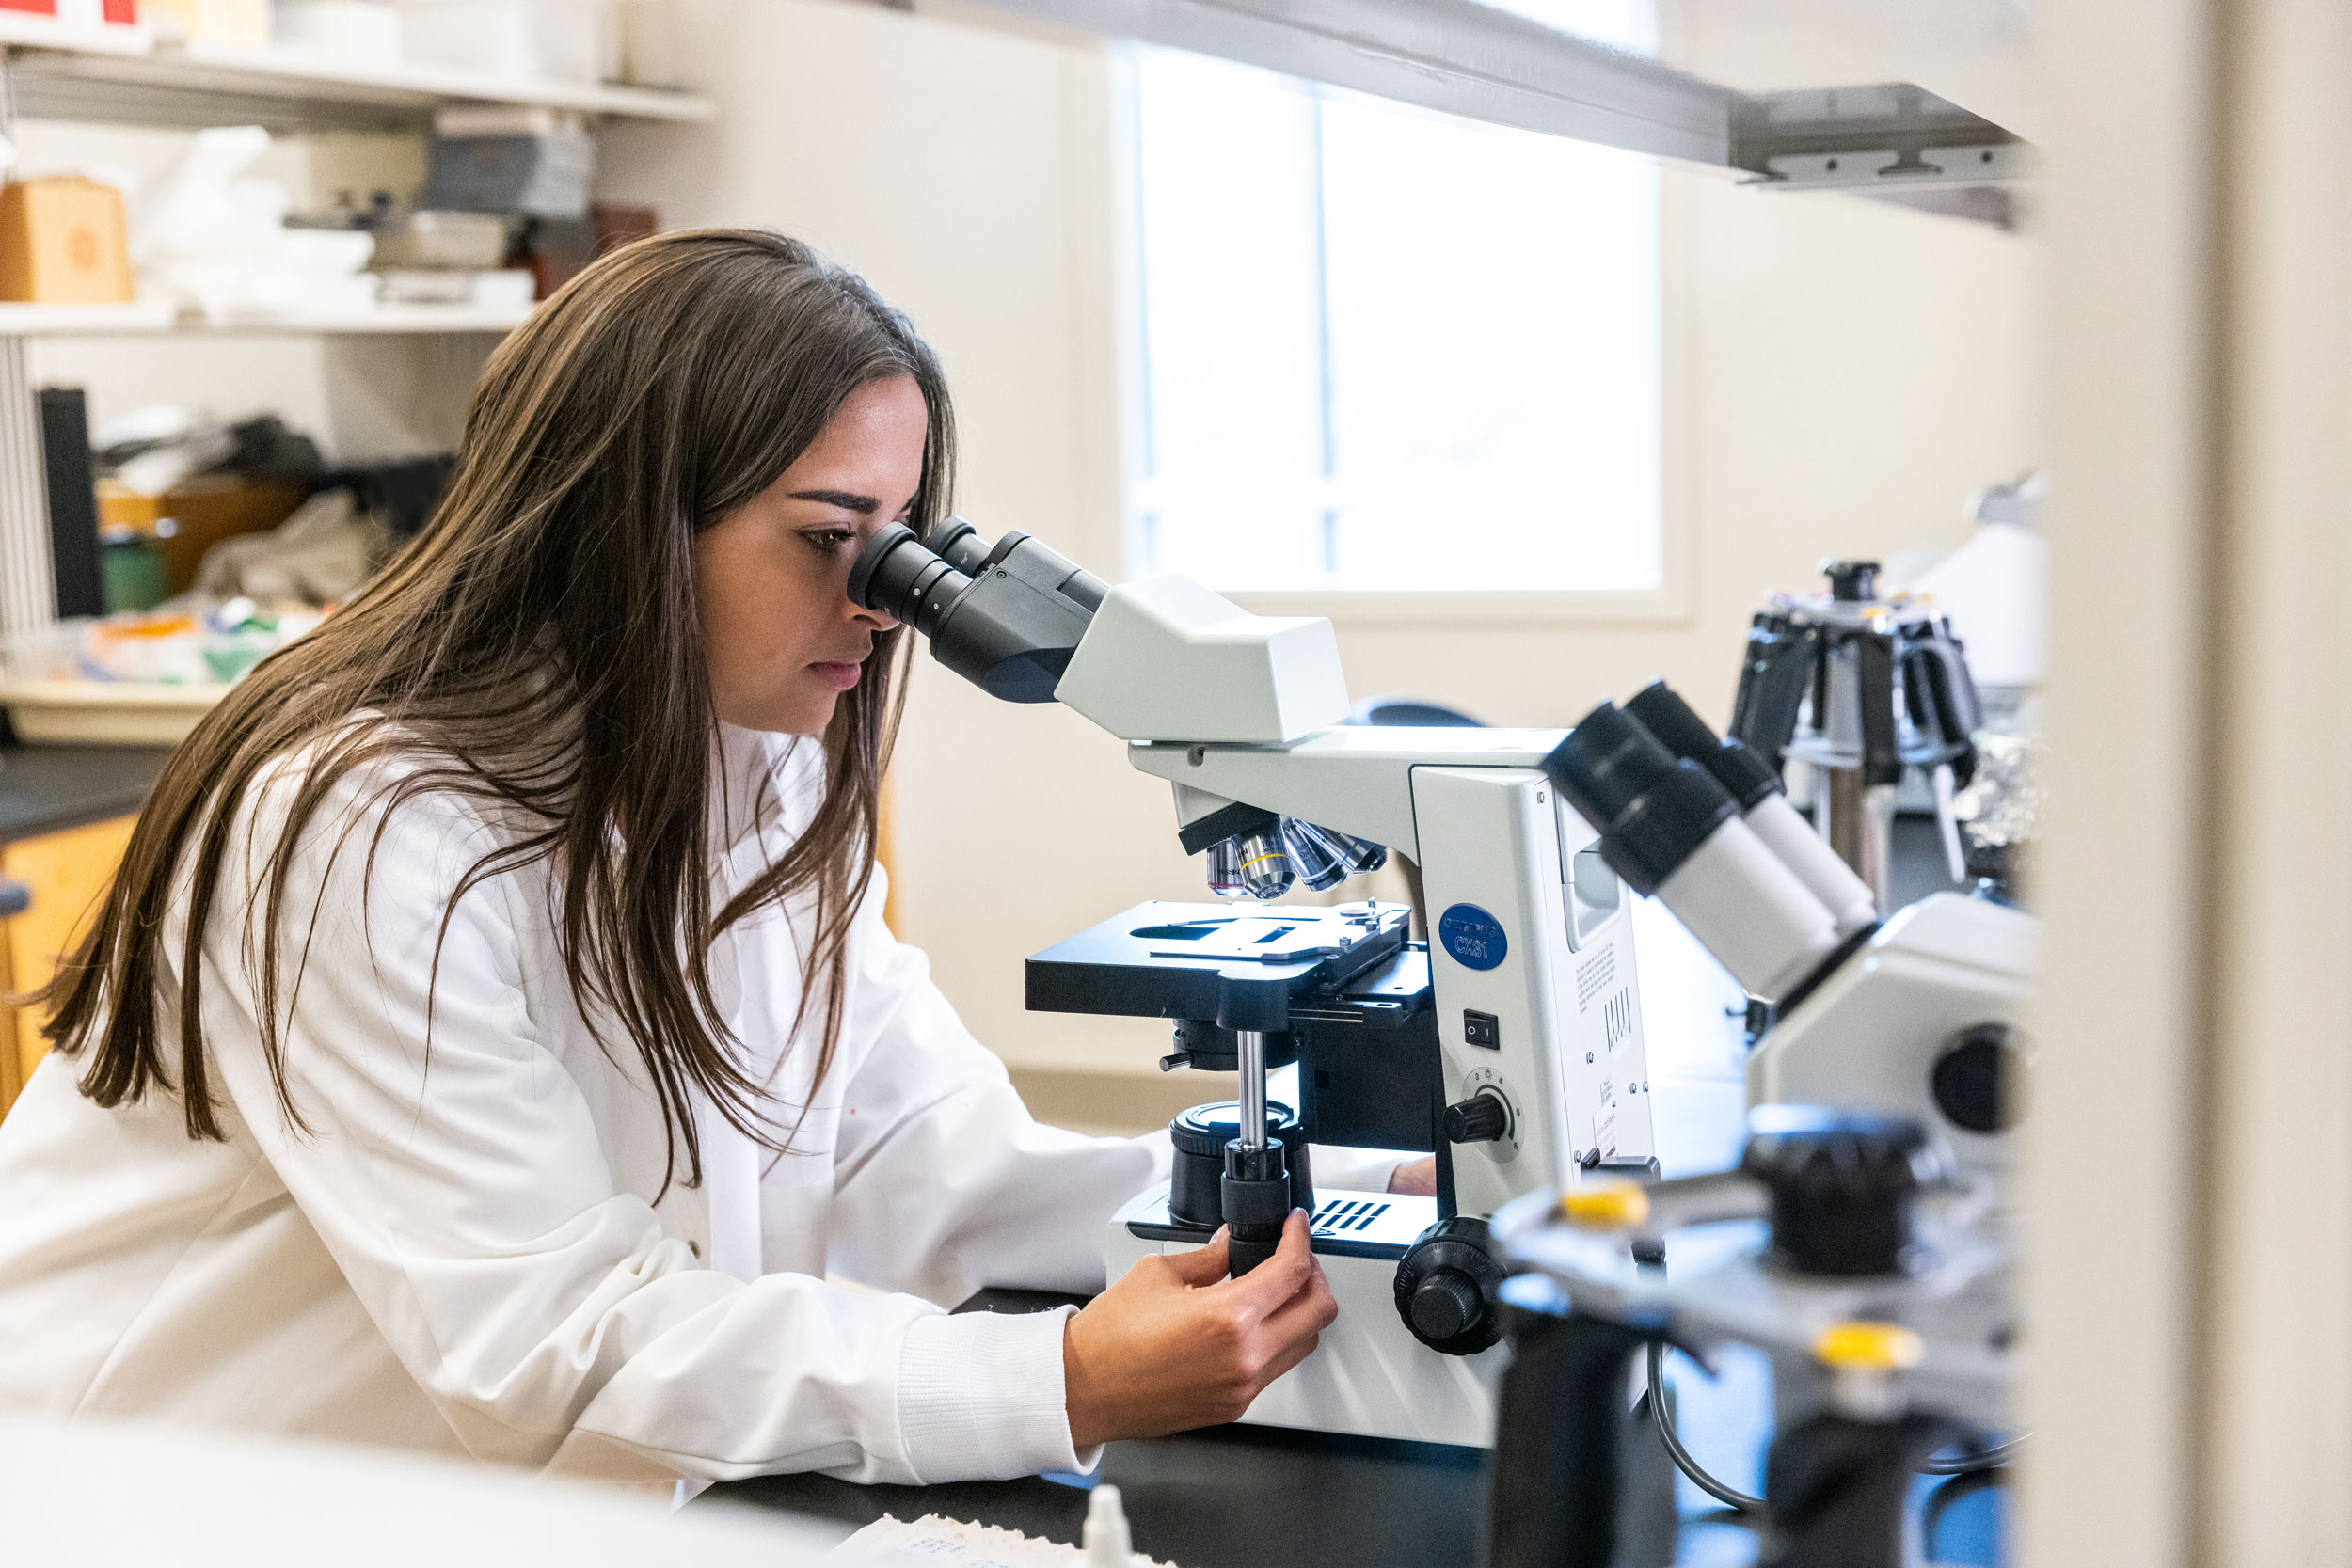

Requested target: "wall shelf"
[
  {"left": 0, "top": 300, "right": 177, "bottom": 335},
  {"left": 0, "top": 11, "right": 702, "bottom": 638},
  {"left": 0, "top": 13, "right": 713, "bottom": 132},
  {"left": 0, "top": 299, "right": 532, "bottom": 336},
  {"left": 0, "top": 13, "right": 149, "bottom": 57}
]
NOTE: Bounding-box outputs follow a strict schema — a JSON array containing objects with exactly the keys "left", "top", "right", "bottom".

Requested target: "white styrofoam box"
[
  {"left": 278, "top": 227, "right": 375, "bottom": 275},
  {"left": 466, "top": 268, "right": 535, "bottom": 307},
  {"left": 399, "top": 0, "right": 614, "bottom": 85},
  {"left": 276, "top": 0, "right": 402, "bottom": 67},
  {"left": 141, "top": 0, "right": 272, "bottom": 47}
]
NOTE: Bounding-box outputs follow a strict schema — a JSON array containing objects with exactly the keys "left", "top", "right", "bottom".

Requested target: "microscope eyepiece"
[
  {"left": 1627, "top": 679, "right": 1879, "bottom": 933},
  {"left": 1545, "top": 702, "right": 1738, "bottom": 896},
  {"left": 1624, "top": 681, "right": 1781, "bottom": 811},
  {"left": 1549, "top": 701, "right": 1844, "bottom": 1001},
  {"left": 847, "top": 515, "right": 1108, "bottom": 704},
  {"left": 850, "top": 523, "right": 972, "bottom": 640}
]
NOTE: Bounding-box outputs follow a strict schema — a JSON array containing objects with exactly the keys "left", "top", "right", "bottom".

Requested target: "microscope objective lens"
[
  {"left": 1235, "top": 828, "right": 1295, "bottom": 899},
  {"left": 1204, "top": 836, "right": 1248, "bottom": 899},
  {"left": 1280, "top": 819, "right": 1349, "bottom": 892}
]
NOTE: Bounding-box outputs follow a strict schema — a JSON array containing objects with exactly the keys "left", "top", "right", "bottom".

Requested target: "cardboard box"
[
  {"left": 98, "top": 475, "right": 307, "bottom": 596},
  {"left": 0, "top": 178, "right": 134, "bottom": 305}
]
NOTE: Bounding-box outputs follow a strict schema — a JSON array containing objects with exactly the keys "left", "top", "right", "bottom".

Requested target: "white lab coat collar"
[{"left": 707, "top": 723, "right": 823, "bottom": 863}]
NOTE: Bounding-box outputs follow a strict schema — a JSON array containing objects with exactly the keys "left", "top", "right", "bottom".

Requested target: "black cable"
[
  {"left": 1919, "top": 1434, "right": 2031, "bottom": 1474},
  {"left": 1921, "top": 1464, "right": 2010, "bottom": 1557},
  {"left": 1646, "top": 1340, "right": 1764, "bottom": 1513},
  {"left": 1643, "top": 1339, "right": 2029, "bottom": 1518}
]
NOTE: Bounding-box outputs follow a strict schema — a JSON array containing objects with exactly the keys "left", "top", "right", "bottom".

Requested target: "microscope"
[
  {"left": 1469, "top": 686, "right": 2033, "bottom": 1568},
  {"left": 1552, "top": 684, "right": 2033, "bottom": 1179},
  {"left": 850, "top": 518, "right": 1657, "bottom": 1447},
  {"left": 1731, "top": 559, "right": 1985, "bottom": 911}
]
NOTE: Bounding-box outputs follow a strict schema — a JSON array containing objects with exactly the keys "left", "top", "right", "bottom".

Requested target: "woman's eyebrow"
[{"left": 789, "top": 488, "right": 879, "bottom": 514}]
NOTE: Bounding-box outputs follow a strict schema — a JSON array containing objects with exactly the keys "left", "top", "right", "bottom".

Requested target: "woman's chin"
[{"left": 718, "top": 687, "right": 840, "bottom": 736}]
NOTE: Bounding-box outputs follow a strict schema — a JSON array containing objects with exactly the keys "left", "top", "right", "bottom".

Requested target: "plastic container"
[
  {"left": 0, "top": 604, "right": 323, "bottom": 745},
  {"left": 99, "top": 531, "right": 167, "bottom": 612},
  {"left": 371, "top": 209, "right": 512, "bottom": 270},
  {"left": 398, "top": 0, "right": 613, "bottom": 85},
  {"left": 0, "top": 678, "right": 227, "bottom": 744}
]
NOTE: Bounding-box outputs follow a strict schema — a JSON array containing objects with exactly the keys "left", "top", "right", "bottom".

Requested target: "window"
[{"left": 1126, "top": 31, "right": 1663, "bottom": 597}]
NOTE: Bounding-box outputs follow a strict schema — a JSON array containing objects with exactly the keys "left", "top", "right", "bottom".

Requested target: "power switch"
[{"left": 1464, "top": 1009, "right": 1501, "bottom": 1049}]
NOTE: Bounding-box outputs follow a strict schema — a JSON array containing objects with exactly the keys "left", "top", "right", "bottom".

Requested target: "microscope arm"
[{"left": 1134, "top": 726, "right": 1571, "bottom": 865}]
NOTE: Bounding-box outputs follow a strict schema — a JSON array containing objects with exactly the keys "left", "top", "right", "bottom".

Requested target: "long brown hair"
[{"left": 42, "top": 229, "right": 950, "bottom": 1189}]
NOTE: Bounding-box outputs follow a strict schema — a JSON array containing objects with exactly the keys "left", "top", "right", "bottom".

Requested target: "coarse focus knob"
[
  {"left": 1443, "top": 1090, "right": 1510, "bottom": 1145},
  {"left": 1392, "top": 1216, "right": 1505, "bottom": 1355},
  {"left": 1931, "top": 1022, "right": 2024, "bottom": 1134},
  {"left": 1408, "top": 1270, "right": 1486, "bottom": 1343},
  {"left": 1740, "top": 1105, "right": 1949, "bottom": 1277}
]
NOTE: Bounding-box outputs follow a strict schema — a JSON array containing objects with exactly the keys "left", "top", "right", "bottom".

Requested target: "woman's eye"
[{"left": 803, "top": 529, "right": 857, "bottom": 552}]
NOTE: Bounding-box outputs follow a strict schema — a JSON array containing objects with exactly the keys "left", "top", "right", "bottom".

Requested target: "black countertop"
[
  {"left": 710, "top": 1424, "right": 1491, "bottom": 1567},
  {"left": 0, "top": 743, "right": 170, "bottom": 843}
]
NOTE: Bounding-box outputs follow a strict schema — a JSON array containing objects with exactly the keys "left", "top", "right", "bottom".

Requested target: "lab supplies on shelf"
[{"left": 0, "top": 175, "right": 135, "bottom": 302}]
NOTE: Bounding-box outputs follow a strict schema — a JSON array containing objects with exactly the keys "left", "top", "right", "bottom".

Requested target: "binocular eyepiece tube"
[
  {"left": 849, "top": 516, "right": 1108, "bottom": 704},
  {"left": 1622, "top": 680, "right": 1879, "bottom": 933},
  {"left": 1546, "top": 698, "right": 1846, "bottom": 1002}
]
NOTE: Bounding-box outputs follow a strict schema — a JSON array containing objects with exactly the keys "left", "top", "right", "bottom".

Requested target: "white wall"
[{"left": 602, "top": 0, "right": 2038, "bottom": 1122}]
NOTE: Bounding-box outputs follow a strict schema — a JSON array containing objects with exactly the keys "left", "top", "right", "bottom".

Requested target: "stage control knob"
[
  {"left": 1407, "top": 1269, "right": 1485, "bottom": 1343},
  {"left": 1443, "top": 1089, "right": 1510, "bottom": 1144},
  {"left": 1392, "top": 1216, "right": 1505, "bottom": 1355}
]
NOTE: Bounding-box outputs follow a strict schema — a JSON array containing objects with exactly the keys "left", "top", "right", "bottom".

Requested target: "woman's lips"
[{"left": 810, "top": 660, "right": 866, "bottom": 691}]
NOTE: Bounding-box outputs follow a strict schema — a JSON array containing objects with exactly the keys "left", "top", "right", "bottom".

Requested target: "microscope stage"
[{"left": 1025, "top": 900, "right": 1411, "bottom": 1026}]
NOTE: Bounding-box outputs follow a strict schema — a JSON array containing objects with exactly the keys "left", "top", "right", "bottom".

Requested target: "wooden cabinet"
[{"left": 0, "top": 814, "right": 135, "bottom": 1115}]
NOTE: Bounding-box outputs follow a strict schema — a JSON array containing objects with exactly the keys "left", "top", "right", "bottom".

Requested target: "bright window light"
[{"left": 1128, "top": 45, "right": 1662, "bottom": 594}]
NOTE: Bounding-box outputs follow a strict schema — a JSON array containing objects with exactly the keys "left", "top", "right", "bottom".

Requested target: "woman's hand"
[{"left": 1062, "top": 1211, "right": 1338, "bottom": 1449}]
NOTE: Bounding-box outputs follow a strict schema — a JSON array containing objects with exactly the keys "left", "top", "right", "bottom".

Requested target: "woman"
[{"left": 0, "top": 230, "right": 1370, "bottom": 1487}]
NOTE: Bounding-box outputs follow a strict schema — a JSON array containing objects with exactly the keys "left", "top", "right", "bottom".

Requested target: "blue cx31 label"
[{"left": 1438, "top": 903, "right": 1508, "bottom": 972}]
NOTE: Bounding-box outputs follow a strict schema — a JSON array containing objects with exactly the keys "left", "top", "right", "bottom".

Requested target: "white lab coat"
[{"left": 0, "top": 725, "right": 1389, "bottom": 1486}]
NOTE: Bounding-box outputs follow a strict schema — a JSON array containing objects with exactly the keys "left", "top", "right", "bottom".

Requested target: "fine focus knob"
[
  {"left": 1443, "top": 1090, "right": 1510, "bottom": 1145},
  {"left": 1392, "top": 1216, "right": 1505, "bottom": 1355},
  {"left": 1740, "top": 1105, "right": 1949, "bottom": 1277},
  {"left": 1408, "top": 1270, "right": 1485, "bottom": 1343}
]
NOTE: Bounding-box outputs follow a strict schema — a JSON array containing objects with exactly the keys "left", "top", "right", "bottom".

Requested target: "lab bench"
[
  {"left": 712, "top": 1420, "right": 1488, "bottom": 1567},
  {"left": 710, "top": 1364, "right": 2001, "bottom": 1568},
  {"left": 0, "top": 741, "right": 170, "bottom": 1114}
]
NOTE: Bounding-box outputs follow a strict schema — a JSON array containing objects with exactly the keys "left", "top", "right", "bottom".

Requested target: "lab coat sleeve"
[
  {"left": 821, "top": 868, "right": 1168, "bottom": 1310},
  {"left": 1308, "top": 1145, "right": 1411, "bottom": 1195},
  {"left": 183, "top": 764, "right": 1048, "bottom": 1486}
]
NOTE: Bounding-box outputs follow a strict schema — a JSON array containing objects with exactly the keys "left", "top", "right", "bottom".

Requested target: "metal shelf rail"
[{"left": 975, "top": 0, "right": 2027, "bottom": 221}]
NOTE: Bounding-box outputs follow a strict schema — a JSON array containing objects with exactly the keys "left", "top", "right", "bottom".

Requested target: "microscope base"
[{"left": 1107, "top": 1184, "right": 1503, "bottom": 1449}]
